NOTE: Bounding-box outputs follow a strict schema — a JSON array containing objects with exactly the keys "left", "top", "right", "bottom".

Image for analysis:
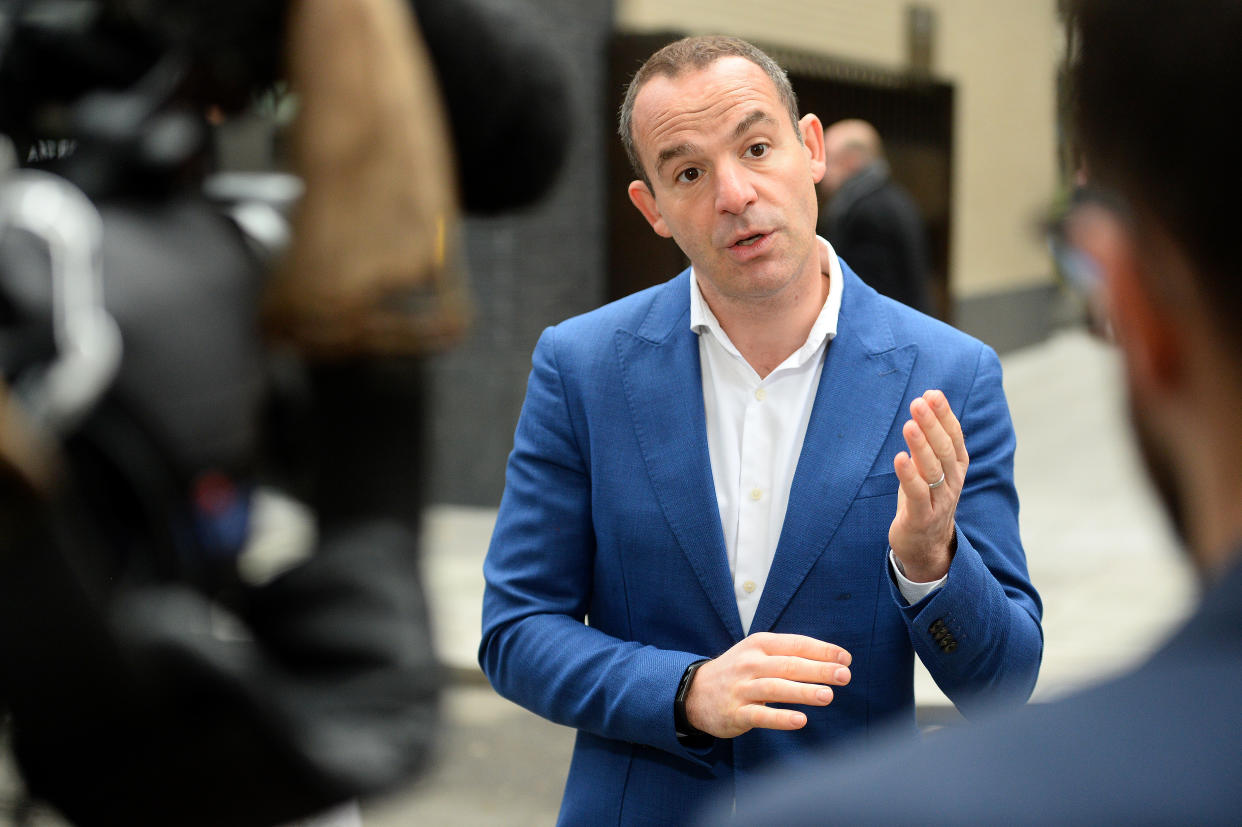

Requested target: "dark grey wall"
[
  {"left": 953, "top": 281, "right": 1077, "bottom": 356},
  {"left": 426, "top": 0, "right": 614, "bottom": 506}
]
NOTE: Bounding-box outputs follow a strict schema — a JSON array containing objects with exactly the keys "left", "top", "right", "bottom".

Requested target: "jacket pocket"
[{"left": 854, "top": 471, "right": 899, "bottom": 500}]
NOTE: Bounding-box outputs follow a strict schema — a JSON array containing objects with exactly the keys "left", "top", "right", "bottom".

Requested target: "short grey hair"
[{"left": 618, "top": 35, "right": 802, "bottom": 187}]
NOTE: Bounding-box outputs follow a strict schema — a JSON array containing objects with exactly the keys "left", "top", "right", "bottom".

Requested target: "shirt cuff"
[{"left": 889, "top": 548, "right": 947, "bottom": 605}]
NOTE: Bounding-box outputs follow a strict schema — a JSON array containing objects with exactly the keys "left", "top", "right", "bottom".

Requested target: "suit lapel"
[
  {"left": 750, "top": 270, "right": 917, "bottom": 634},
  {"left": 616, "top": 273, "right": 744, "bottom": 641}
]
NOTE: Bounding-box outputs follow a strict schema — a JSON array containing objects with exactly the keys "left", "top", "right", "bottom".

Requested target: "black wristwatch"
[{"left": 674, "top": 659, "right": 711, "bottom": 746}]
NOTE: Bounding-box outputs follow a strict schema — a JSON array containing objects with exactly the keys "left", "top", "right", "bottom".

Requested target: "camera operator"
[{"left": 0, "top": 0, "right": 569, "bottom": 824}]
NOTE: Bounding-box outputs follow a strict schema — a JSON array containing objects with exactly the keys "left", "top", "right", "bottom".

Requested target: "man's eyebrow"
[
  {"left": 732, "top": 110, "right": 777, "bottom": 141},
  {"left": 655, "top": 142, "right": 698, "bottom": 176},
  {"left": 652, "top": 111, "right": 779, "bottom": 177}
]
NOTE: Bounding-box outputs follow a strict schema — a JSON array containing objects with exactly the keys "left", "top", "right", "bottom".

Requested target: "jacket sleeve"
[
  {"left": 893, "top": 343, "right": 1043, "bottom": 715},
  {"left": 478, "top": 325, "right": 708, "bottom": 760}
]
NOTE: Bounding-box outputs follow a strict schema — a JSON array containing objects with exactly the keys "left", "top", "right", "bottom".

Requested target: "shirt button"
[
  {"left": 749, "top": 488, "right": 762, "bottom": 501},
  {"left": 754, "top": 388, "right": 767, "bottom": 401},
  {"left": 743, "top": 580, "right": 757, "bottom": 593}
]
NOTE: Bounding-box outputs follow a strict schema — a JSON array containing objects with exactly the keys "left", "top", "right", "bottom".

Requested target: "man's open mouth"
[{"left": 734, "top": 233, "right": 764, "bottom": 248}]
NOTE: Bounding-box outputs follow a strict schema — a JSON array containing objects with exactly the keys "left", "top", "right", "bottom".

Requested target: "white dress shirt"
[{"left": 691, "top": 237, "right": 944, "bottom": 634}]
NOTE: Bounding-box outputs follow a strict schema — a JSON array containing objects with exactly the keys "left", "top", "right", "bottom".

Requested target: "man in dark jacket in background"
[{"left": 817, "top": 118, "right": 934, "bottom": 315}]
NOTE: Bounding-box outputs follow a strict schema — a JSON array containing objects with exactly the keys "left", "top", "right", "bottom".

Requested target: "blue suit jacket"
[
  {"left": 722, "top": 556, "right": 1242, "bottom": 826},
  {"left": 480, "top": 263, "right": 1042, "bottom": 825}
]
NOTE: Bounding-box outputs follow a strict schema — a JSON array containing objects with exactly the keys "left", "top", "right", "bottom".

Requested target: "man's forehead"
[
  {"left": 632, "top": 57, "right": 782, "bottom": 150},
  {"left": 635, "top": 56, "right": 774, "bottom": 114}
]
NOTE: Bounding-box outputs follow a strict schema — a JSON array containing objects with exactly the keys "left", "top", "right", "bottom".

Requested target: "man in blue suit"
[
  {"left": 721, "top": 1, "right": 1242, "bottom": 823},
  {"left": 480, "top": 35, "right": 1042, "bottom": 824}
]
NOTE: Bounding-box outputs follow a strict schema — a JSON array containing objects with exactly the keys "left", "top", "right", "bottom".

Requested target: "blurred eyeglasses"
[{"left": 1046, "top": 186, "right": 1125, "bottom": 341}]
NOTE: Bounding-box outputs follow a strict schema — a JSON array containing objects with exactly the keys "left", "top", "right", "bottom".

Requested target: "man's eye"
[
  {"left": 746, "top": 143, "right": 769, "bottom": 158},
  {"left": 676, "top": 168, "right": 702, "bottom": 183}
]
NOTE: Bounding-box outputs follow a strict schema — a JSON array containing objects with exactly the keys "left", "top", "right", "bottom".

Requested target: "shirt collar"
[{"left": 689, "top": 235, "right": 844, "bottom": 366}]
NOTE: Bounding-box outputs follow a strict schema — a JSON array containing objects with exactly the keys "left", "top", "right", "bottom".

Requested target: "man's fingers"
[
  {"left": 745, "top": 675, "right": 848, "bottom": 707},
  {"left": 750, "top": 632, "right": 852, "bottom": 666},
  {"left": 924, "top": 390, "right": 969, "bottom": 467},
  {"left": 902, "top": 418, "right": 942, "bottom": 485},
  {"left": 769, "top": 655, "right": 852, "bottom": 686},
  {"left": 911, "top": 398, "right": 955, "bottom": 464},
  {"left": 689, "top": 635, "right": 854, "bottom": 738},
  {"left": 894, "top": 451, "right": 933, "bottom": 508},
  {"left": 743, "top": 704, "right": 809, "bottom": 731}
]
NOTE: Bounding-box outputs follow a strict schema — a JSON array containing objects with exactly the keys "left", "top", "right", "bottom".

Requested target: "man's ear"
[
  {"left": 627, "top": 180, "right": 672, "bottom": 238},
  {"left": 1087, "top": 210, "right": 1183, "bottom": 395},
  {"left": 800, "top": 113, "right": 827, "bottom": 184}
]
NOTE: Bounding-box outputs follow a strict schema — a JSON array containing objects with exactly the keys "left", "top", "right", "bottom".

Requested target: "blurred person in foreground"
[
  {"left": 719, "top": 0, "right": 1242, "bottom": 823},
  {"left": 0, "top": 0, "right": 566, "bottom": 824},
  {"left": 817, "top": 118, "right": 934, "bottom": 315},
  {"left": 480, "top": 34, "right": 1041, "bottom": 824},
  {"left": 0, "top": 1, "right": 457, "bottom": 822}
]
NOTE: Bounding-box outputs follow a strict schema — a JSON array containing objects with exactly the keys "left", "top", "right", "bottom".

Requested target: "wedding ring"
[{"left": 928, "top": 471, "right": 946, "bottom": 490}]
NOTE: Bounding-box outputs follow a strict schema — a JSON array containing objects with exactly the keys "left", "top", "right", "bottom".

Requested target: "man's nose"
[{"left": 714, "top": 162, "right": 756, "bottom": 214}]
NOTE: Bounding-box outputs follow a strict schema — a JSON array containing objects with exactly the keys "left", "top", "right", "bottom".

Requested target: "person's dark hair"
[
  {"left": 1069, "top": 0, "right": 1242, "bottom": 348},
  {"left": 617, "top": 35, "right": 801, "bottom": 187}
]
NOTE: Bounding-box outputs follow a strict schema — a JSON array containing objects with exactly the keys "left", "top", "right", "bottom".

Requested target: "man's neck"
[
  {"left": 701, "top": 272, "right": 830, "bottom": 378},
  {"left": 1186, "top": 467, "right": 1242, "bottom": 582},
  {"left": 1175, "top": 344, "right": 1242, "bottom": 582}
]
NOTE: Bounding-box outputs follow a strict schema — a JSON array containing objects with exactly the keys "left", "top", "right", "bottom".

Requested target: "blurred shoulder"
[{"left": 725, "top": 645, "right": 1242, "bottom": 826}]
